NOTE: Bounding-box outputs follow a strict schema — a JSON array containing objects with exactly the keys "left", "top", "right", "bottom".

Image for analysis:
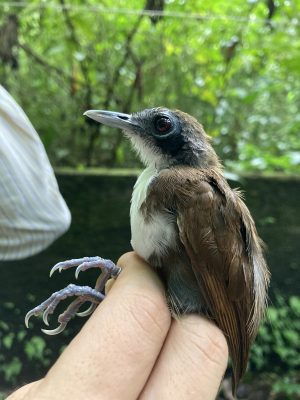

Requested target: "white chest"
[{"left": 130, "top": 166, "right": 177, "bottom": 261}]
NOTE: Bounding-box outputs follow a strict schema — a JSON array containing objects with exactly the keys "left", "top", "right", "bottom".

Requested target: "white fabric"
[{"left": 0, "top": 84, "right": 71, "bottom": 260}]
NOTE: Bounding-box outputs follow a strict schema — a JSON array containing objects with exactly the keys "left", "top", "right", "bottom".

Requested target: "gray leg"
[
  {"left": 76, "top": 270, "right": 111, "bottom": 317},
  {"left": 25, "top": 257, "right": 121, "bottom": 335},
  {"left": 49, "top": 256, "right": 121, "bottom": 279},
  {"left": 25, "top": 284, "right": 105, "bottom": 335}
]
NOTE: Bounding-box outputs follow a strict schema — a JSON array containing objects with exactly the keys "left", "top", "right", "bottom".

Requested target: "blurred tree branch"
[
  {"left": 59, "top": 0, "right": 91, "bottom": 97},
  {"left": 0, "top": 14, "right": 19, "bottom": 69},
  {"left": 110, "top": 50, "right": 145, "bottom": 165},
  {"left": 85, "top": 8, "right": 145, "bottom": 166},
  {"left": 19, "top": 43, "right": 80, "bottom": 84}
]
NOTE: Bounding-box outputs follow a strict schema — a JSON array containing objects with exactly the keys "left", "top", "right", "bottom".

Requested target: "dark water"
[{"left": 0, "top": 172, "right": 299, "bottom": 389}]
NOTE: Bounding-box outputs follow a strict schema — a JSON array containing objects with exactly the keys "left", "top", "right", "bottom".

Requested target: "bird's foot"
[
  {"left": 49, "top": 256, "right": 121, "bottom": 280},
  {"left": 25, "top": 256, "right": 121, "bottom": 335},
  {"left": 25, "top": 284, "right": 105, "bottom": 335}
]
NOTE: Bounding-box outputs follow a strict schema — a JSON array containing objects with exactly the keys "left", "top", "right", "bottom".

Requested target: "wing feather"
[{"left": 144, "top": 166, "right": 269, "bottom": 393}]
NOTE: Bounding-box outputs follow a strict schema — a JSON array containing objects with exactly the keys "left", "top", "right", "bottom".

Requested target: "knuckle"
[
  {"left": 125, "top": 290, "right": 170, "bottom": 341},
  {"left": 184, "top": 318, "right": 228, "bottom": 369}
]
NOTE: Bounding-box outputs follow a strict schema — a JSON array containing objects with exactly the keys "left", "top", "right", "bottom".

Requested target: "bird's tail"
[{"left": 195, "top": 267, "right": 252, "bottom": 395}]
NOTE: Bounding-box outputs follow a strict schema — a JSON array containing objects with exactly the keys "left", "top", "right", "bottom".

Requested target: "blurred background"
[{"left": 0, "top": 1, "right": 299, "bottom": 399}]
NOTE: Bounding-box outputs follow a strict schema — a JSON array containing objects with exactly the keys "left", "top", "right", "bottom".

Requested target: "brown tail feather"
[{"left": 193, "top": 265, "right": 251, "bottom": 394}]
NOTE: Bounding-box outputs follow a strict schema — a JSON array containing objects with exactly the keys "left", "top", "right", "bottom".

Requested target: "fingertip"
[
  {"left": 117, "top": 251, "right": 147, "bottom": 269},
  {"left": 115, "top": 251, "right": 167, "bottom": 298},
  {"left": 177, "top": 315, "right": 229, "bottom": 370},
  {"left": 6, "top": 380, "right": 42, "bottom": 400}
]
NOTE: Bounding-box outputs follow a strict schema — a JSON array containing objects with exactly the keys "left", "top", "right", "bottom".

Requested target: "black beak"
[{"left": 83, "top": 110, "right": 138, "bottom": 130}]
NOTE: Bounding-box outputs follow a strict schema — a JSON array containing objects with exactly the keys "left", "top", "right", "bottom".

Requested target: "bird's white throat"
[{"left": 126, "top": 133, "right": 165, "bottom": 167}]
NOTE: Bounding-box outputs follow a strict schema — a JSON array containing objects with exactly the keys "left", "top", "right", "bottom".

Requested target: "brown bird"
[{"left": 26, "top": 107, "right": 270, "bottom": 394}]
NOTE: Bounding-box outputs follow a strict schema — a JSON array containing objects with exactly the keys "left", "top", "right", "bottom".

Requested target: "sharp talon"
[
  {"left": 25, "top": 310, "right": 34, "bottom": 328},
  {"left": 77, "top": 303, "right": 96, "bottom": 317},
  {"left": 75, "top": 265, "right": 81, "bottom": 280},
  {"left": 49, "top": 264, "right": 60, "bottom": 277},
  {"left": 42, "top": 309, "right": 50, "bottom": 326},
  {"left": 42, "top": 322, "right": 67, "bottom": 336}
]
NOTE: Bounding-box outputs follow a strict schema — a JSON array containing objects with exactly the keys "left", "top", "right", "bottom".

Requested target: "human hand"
[{"left": 8, "top": 252, "right": 228, "bottom": 400}]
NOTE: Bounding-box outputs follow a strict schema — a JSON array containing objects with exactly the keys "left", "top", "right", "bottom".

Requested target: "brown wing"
[{"left": 145, "top": 166, "right": 269, "bottom": 393}]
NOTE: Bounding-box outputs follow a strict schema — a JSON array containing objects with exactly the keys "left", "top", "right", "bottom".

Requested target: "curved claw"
[
  {"left": 42, "top": 309, "right": 50, "bottom": 326},
  {"left": 49, "top": 263, "right": 61, "bottom": 277},
  {"left": 76, "top": 303, "right": 96, "bottom": 317},
  {"left": 74, "top": 261, "right": 96, "bottom": 279},
  {"left": 75, "top": 265, "right": 81, "bottom": 280},
  {"left": 25, "top": 310, "right": 35, "bottom": 328},
  {"left": 41, "top": 322, "right": 67, "bottom": 336}
]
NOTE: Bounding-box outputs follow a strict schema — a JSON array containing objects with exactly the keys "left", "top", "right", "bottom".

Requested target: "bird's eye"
[{"left": 154, "top": 116, "right": 172, "bottom": 134}]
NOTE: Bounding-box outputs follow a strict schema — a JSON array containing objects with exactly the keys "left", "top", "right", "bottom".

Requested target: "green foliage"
[
  {"left": 0, "top": 0, "right": 299, "bottom": 172},
  {"left": 0, "top": 303, "right": 52, "bottom": 386},
  {"left": 272, "top": 374, "right": 300, "bottom": 399},
  {"left": 25, "top": 336, "right": 47, "bottom": 361},
  {"left": 250, "top": 295, "right": 300, "bottom": 372},
  {"left": 1, "top": 358, "right": 22, "bottom": 383},
  {"left": 248, "top": 294, "right": 300, "bottom": 398}
]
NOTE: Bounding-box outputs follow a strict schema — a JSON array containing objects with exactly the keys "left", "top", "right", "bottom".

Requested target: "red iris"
[{"left": 155, "top": 117, "right": 172, "bottom": 133}]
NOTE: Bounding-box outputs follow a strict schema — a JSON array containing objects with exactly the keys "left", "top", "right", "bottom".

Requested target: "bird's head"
[{"left": 84, "top": 107, "right": 220, "bottom": 169}]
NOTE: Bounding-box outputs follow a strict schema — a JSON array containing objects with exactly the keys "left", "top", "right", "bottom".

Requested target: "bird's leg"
[
  {"left": 25, "top": 284, "right": 105, "bottom": 335},
  {"left": 25, "top": 257, "right": 121, "bottom": 335},
  {"left": 76, "top": 269, "right": 111, "bottom": 317},
  {"left": 49, "top": 256, "right": 121, "bottom": 279}
]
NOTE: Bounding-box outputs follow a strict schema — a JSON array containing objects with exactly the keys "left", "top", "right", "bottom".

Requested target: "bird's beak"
[{"left": 83, "top": 109, "right": 138, "bottom": 131}]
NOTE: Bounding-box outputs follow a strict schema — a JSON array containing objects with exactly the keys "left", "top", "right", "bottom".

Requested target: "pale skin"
[{"left": 8, "top": 252, "right": 228, "bottom": 400}]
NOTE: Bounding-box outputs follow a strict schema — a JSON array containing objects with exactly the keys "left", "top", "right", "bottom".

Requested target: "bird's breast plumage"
[{"left": 130, "top": 165, "right": 177, "bottom": 261}]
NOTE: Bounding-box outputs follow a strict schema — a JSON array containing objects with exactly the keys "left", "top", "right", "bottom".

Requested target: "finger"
[
  {"left": 140, "top": 315, "right": 228, "bottom": 400},
  {"left": 6, "top": 380, "right": 42, "bottom": 399},
  {"left": 33, "top": 252, "right": 171, "bottom": 400}
]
